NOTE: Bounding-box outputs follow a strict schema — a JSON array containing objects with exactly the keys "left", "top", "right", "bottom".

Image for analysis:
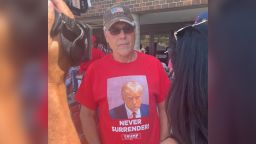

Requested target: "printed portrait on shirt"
[{"left": 107, "top": 76, "right": 149, "bottom": 119}]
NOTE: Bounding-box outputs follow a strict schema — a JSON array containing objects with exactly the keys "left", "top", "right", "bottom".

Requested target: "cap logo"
[{"left": 111, "top": 7, "right": 124, "bottom": 14}]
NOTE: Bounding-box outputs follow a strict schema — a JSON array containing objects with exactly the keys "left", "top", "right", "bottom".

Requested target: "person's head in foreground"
[{"left": 166, "top": 20, "right": 208, "bottom": 144}]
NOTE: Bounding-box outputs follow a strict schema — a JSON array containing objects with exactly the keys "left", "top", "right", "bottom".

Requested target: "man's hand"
[
  {"left": 50, "top": 0, "right": 74, "bottom": 18},
  {"left": 48, "top": 0, "right": 74, "bottom": 42}
]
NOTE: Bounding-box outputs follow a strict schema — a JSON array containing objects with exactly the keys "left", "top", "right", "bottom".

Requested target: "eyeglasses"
[
  {"left": 174, "top": 20, "right": 208, "bottom": 39},
  {"left": 108, "top": 25, "right": 135, "bottom": 35}
]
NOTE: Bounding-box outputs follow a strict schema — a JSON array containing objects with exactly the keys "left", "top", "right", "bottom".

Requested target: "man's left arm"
[{"left": 158, "top": 100, "right": 170, "bottom": 142}]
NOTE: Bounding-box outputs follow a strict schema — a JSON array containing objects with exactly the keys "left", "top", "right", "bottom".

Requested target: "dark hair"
[{"left": 167, "top": 21, "right": 208, "bottom": 144}]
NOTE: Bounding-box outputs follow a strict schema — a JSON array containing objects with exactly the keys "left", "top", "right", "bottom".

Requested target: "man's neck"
[{"left": 112, "top": 51, "right": 137, "bottom": 63}]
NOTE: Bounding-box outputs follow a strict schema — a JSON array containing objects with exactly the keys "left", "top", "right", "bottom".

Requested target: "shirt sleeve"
[
  {"left": 75, "top": 65, "right": 97, "bottom": 110},
  {"left": 156, "top": 60, "right": 171, "bottom": 103}
]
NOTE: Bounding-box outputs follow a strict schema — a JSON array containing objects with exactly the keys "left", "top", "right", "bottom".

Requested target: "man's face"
[
  {"left": 104, "top": 22, "right": 135, "bottom": 57},
  {"left": 122, "top": 87, "right": 142, "bottom": 112}
]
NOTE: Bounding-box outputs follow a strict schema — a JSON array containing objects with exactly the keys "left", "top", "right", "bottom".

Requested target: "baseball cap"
[{"left": 103, "top": 4, "right": 135, "bottom": 31}]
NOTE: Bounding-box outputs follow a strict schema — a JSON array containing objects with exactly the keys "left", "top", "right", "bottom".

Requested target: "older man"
[{"left": 76, "top": 4, "right": 170, "bottom": 144}]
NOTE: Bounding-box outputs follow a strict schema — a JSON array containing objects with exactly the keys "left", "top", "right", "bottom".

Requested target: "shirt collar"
[{"left": 124, "top": 104, "right": 141, "bottom": 119}]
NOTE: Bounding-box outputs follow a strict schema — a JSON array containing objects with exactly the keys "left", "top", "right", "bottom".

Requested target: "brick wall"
[{"left": 81, "top": 0, "right": 208, "bottom": 17}]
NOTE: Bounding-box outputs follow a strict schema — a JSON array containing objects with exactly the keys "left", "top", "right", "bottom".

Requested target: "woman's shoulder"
[{"left": 161, "top": 138, "right": 178, "bottom": 144}]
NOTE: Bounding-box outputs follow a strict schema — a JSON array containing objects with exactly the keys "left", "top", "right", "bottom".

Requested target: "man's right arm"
[{"left": 80, "top": 105, "right": 101, "bottom": 144}]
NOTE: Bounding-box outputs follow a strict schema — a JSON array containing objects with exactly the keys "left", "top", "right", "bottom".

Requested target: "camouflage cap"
[{"left": 103, "top": 4, "right": 135, "bottom": 31}]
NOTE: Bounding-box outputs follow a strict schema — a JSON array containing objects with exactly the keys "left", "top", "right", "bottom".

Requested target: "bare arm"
[
  {"left": 48, "top": 84, "right": 81, "bottom": 144},
  {"left": 48, "top": 1, "right": 81, "bottom": 143},
  {"left": 50, "top": 0, "right": 75, "bottom": 18},
  {"left": 158, "top": 100, "right": 170, "bottom": 142},
  {"left": 80, "top": 106, "right": 101, "bottom": 144}
]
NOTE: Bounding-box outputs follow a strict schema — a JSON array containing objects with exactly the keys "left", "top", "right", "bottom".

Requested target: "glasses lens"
[
  {"left": 175, "top": 26, "right": 192, "bottom": 38},
  {"left": 109, "top": 27, "right": 121, "bottom": 35},
  {"left": 175, "top": 21, "right": 208, "bottom": 38},
  {"left": 123, "top": 25, "right": 134, "bottom": 34},
  {"left": 109, "top": 25, "right": 134, "bottom": 35}
]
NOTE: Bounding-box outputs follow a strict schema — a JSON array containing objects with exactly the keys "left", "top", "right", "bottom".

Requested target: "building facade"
[{"left": 77, "top": 0, "right": 207, "bottom": 63}]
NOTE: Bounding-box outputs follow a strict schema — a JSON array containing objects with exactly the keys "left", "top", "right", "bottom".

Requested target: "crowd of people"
[{"left": 48, "top": 1, "right": 208, "bottom": 144}]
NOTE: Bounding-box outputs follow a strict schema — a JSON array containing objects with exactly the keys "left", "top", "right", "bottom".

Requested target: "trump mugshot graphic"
[{"left": 107, "top": 76, "right": 149, "bottom": 119}]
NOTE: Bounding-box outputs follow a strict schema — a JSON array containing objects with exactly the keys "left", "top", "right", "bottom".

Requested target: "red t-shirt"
[{"left": 75, "top": 51, "right": 170, "bottom": 144}]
